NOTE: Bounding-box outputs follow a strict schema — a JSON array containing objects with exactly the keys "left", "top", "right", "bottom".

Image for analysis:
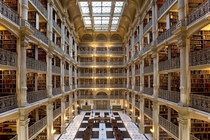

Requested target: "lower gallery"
[{"left": 0, "top": 0, "right": 210, "bottom": 140}]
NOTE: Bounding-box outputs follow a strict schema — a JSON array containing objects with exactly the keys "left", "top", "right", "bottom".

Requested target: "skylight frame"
[{"left": 78, "top": 0, "right": 125, "bottom": 31}]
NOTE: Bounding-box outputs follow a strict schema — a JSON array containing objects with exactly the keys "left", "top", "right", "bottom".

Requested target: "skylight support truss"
[{"left": 79, "top": 0, "right": 125, "bottom": 31}]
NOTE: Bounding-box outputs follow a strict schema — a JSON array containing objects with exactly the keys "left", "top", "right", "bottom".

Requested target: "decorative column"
[
  {"left": 69, "top": 32, "right": 73, "bottom": 57},
  {"left": 131, "top": 93, "right": 135, "bottom": 122},
  {"left": 139, "top": 19, "right": 143, "bottom": 52},
  {"left": 131, "top": 31, "right": 135, "bottom": 58},
  {"left": 152, "top": 100, "right": 159, "bottom": 140},
  {"left": 69, "top": 64, "right": 72, "bottom": 90},
  {"left": 61, "top": 58, "right": 65, "bottom": 93},
  {"left": 47, "top": 102, "right": 54, "bottom": 140},
  {"left": 139, "top": 96, "right": 144, "bottom": 133},
  {"left": 140, "top": 59, "right": 144, "bottom": 92},
  {"left": 126, "top": 66, "right": 129, "bottom": 88},
  {"left": 152, "top": 0, "right": 157, "bottom": 41},
  {"left": 47, "top": 0, "right": 53, "bottom": 40},
  {"left": 74, "top": 66, "right": 77, "bottom": 89},
  {"left": 61, "top": 18, "right": 65, "bottom": 51},
  {"left": 47, "top": 51, "right": 53, "bottom": 97},
  {"left": 60, "top": 96, "right": 66, "bottom": 133},
  {"left": 131, "top": 63, "right": 135, "bottom": 90},
  {"left": 178, "top": 110, "right": 190, "bottom": 140},
  {"left": 17, "top": 109, "right": 29, "bottom": 140},
  {"left": 152, "top": 51, "right": 158, "bottom": 97},
  {"left": 68, "top": 94, "right": 73, "bottom": 123}
]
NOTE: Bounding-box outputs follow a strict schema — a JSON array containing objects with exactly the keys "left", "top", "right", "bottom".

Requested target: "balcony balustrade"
[
  {"left": 144, "top": 87, "right": 153, "bottom": 95},
  {"left": 65, "top": 86, "right": 70, "bottom": 92},
  {"left": 0, "top": 48, "right": 17, "bottom": 67},
  {"left": 135, "top": 86, "right": 140, "bottom": 92},
  {"left": 96, "top": 62, "right": 108, "bottom": 65},
  {"left": 79, "top": 62, "right": 94, "bottom": 66},
  {"left": 134, "top": 52, "right": 139, "bottom": 60},
  {"left": 157, "top": 25, "right": 176, "bottom": 45},
  {"left": 30, "top": 25, "right": 48, "bottom": 45},
  {"left": 65, "top": 36, "right": 69, "bottom": 42},
  {"left": 129, "top": 71, "right": 132, "bottom": 76},
  {"left": 30, "top": 0, "right": 48, "bottom": 18},
  {"left": 144, "top": 65, "right": 153, "bottom": 74},
  {"left": 129, "top": 97, "right": 132, "bottom": 103},
  {"left": 54, "top": 43, "right": 63, "bottom": 54},
  {"left": 135, "top": 102, "right": 140, "bottom": 108},
  {"left": 188, "top": 0, "right": 210, "bottom": 25},
  {"left": 190, "top": 135, "right": 200, "bottom": 140},
  {"left": 144, "top": 107, "right": 152, "bottom": 118},
  {"left": 135, "top": 69, "right": 140, "bottom": 75},
  {"left": 79, "top": 95, "right": 126, "bottom": 99},
  {"left": 189, "top": 48, "right": 210, "bottom": 66},
  {"left": 0, "top": 1, "right": 19, "bottom": 25},
  {"left": 110, "top": 73, "right": 126, "bottom": 77},
  {"left": 64, "top": 69, "right": 69, "bottom": 75},
  {"left": 28, "top": 116, "right": 47, "bottom": 138},
  {"left": 143, "top": 20, "right": 152, "bottom": 34},
  {"left": 65, "top": 102, "right": 69, "bottom": 109},
  {"left": 78, "top": 73, "right": 93, "bottom": 77},
  {"left": 52, "top": 65, "right": 61, "bottom": 74},
  {"left": 96, "top": 50, "right": 107, "bottom": 54},
  {"left": 157, "top": 0, "right": 176, "bottom": 19},
  {"left": 158, "top": 89, "right": 180, "bottom": 103},
  {"left": 27, "top": 90, "right": 47, "bottom": 103},
  {"left": 141, "top": 43, "right": 151, "bottom": 54},
  {"left": 95, "top": 84, "right": 108, "bottom": 88},
  {"left": 109, "top": 84, "right": 126, "bottom": 88},
  {"left": 52, "top": 88, "right": 61, "bottom": 96},
  {"left": 190, "top": 94, "right": 210, "bottom": 113},
  {"left": 134, "top": 34, "right": 139, "bottom": 43},
  {"left": 78, "top": 84, "right": 93, "bottom": 88},
  {"left": 109, "top": 61, "right": 124, "bottom": 65},
  {"left": 78, "top": 51, "right": 94, "bottom": 54},
  {"left": 159, "top": 116, "right": 179, "bottom": 138},
  {"left": 72, "top": 85, "right": 75, "bottom": 89},
  {"left": 10, "top": 135, "right": 17, "bottom": 140},
  {"left": 109, "top": 50, "right": 124, "bottom": 54},
  {"left": 95, "top": 73, "right": 108, "bottom": 76},
  {"left": 129, "top": 44, "right": 132, "bottom": 50},
  {"left": 26, "top": 57, "right": 47, "bottom": 71},
  {"left": 159, "top": 57, "right": 180, "bottom": 71},
  {"left": 53, "top": 107, "right": 61, "bottom": 119},
  {"left": 128, "top": 85, "right": 132, "bottom": 90},
  {"left": 0, "top": 95, "right": 17, "bottom": 113},
  {"left": 127, "top": 58, "right": 131, "bottom": 63},
  {"left": 53, "top": 20, "right": 61, "bottom": 33}
]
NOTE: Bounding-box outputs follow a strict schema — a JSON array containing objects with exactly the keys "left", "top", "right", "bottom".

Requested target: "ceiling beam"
[
  {"left": 108, "top": 0, "right": 116, "bottom": 31},
  {"left": 88, "top": 0, "right": 94, "bottom": 31}
]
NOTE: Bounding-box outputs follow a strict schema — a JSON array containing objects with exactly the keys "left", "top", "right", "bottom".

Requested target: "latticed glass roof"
[{"left": 78, "top": 1, "right": 125, "bottom": 31}]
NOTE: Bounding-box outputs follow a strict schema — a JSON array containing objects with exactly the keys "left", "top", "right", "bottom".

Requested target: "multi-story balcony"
[
  {"left": 144, "top": 107, "right": 152, "bottom": 119},
  {"left": 157, "top": 0, "right": 176, "bottom": 20},
  {"left": 0, "top": 48, "right": 17, "bottom": 67},
  {"left": 109, "top": 84, "right": 126, "bottom": 88},
  {"left": 28, "top": 116, "right": 47, "bottom": 139},
  {"left": 188, "top": 0, "right": 210, "bottom": 25},
  {"left": 52, "top": 65, "right": 61, "bottom": 74},
  {"left": 53, "top": 107, "right": 61, "bottom": 119},
  {"left": 135, "top": 69, "right": 140, "bottom": 75},
  {"left": 52, "top": 88, "right": 61, "bottom": 96},
  {"left": 78, "top": 62, "right": 94, "bottom": 66},
  {"left": 190, "top": 94, "right": 210, "bottom": 113},
  {"left": 189, "top": 48, "right": 210, "bottom": 67},
  {"left": 27, "top": 90, "right": 47, "bottom": 104},
  {"left": 143, "top": 20, "right": 152, "bottom": 34},
  {"left": 53, "top": 20, "right": 61, "bottom": 34},
  {"left": 0, "top": 1, "right": 19, "bottom": 25},
  {"left": 96, "top": 50, "right": 107, "bottom": 55},
  {"left": 109, "top": 50, "right": 124, "bottom": 55},
  {"left": 159, "top": 57, "right": 180, "bottom": 71},
  {"left": 144, "top": 65, "right": 153, "bottom": 74},
  {"left": 110, "top": 73, "right": 126, "bottom": 77},
  {"left": 0, "top": 95, "right": 17, "bottom": 113},
  {"left": 30, "top": 0, "right": 48, "bottom": 19},
  {"left": 109, "top": 61, "right": 124, "bottom": 65},
  {"left": 141, "top": 43, "right": 151, "bottom": 54},
  {"left": 158, "top": 89, "right": 180, "bottom": 103},
  {"left": 79, "top": 94, "right": 126, "bottom": 100},
  {"left": 26, "top": 57, "right": 47, "bottom": 71},
  {"left": 156, "top": 25, "right": 176, "bottom": 45},
  {"left": 159, "top": 116, "right": 179, "bottom": 139},
  {"left": 78, "top": 84, "right": 93, "bottom": 88},
  {"left": 128, "top": 85, "right": 132, "bottom": 90},
  {"left": 30, "top": 25, "right": 48, "bottom": 45},
  {"left": 143, "top": 87, "right": 153, "bottom": 95},
  {"left": 96, "top": 62, "right": 108, "bottom": 65},
  {"left": 78, "top": 50, "right": 94, "bottom": 55},
  {"left": 134, "top": 34, "right": 139, "bottom": 43},
  {"left": 95, "top": 73, "right": 108, "bottom": 77},
  {"left": 135, "top": 86, "right": 140, "bottom": 92},
  {"left": 78, "top": 73, "right": 93, "bottom": 77}
]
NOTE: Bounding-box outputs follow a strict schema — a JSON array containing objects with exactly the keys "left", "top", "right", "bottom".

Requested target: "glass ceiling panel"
[{"left": 79, "top": 1, "right": 124, "bottom": 31}]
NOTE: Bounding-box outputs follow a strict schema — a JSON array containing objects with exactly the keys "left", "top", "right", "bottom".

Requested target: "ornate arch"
[
  {"left": 111, "top": 34, "right": 122, "bottom": 42},
  {"left": 81, "top": 34, "right": 93, "bottom": 42},
  {"left": 96, "top": 34, "right": 107, "bottom": 42}
]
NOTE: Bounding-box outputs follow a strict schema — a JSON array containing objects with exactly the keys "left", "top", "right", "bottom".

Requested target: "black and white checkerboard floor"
[{"left": 56, "top": 110, "right": 149, "bottom": 140}]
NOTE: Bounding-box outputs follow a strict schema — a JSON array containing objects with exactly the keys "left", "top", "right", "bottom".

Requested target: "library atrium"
[{"left": 0, "top": 0, "right": 210, "bottom": 140}]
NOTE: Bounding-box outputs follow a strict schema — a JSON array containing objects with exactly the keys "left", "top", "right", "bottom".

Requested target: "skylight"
[{"left": 78, "top": 1, "right": 125, "bottom": 31}]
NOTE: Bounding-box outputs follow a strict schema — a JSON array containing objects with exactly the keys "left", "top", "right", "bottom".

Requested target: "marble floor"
[{"left": 55, "top": 110, "right": 150, "bottom": 140}]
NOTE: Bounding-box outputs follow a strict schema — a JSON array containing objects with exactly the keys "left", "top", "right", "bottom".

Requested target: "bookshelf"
[
  {"left": 27, "top": 73, "right": 35, "bottom": 92},
  {"left": 150, "top": 75, "right": 153, "bottom": 88},
  {"left": 40, "top": 0, "right": 47, "bottom": 9},
  {"left": 159, "top": 47, "right": 168, "bottom": 62},
  {"left": 144, "top": 76, "right": 148, "bottom": 87},
  {"left": 56, "top": 76, "right": 60, "bottom": 88},
  {"left": 39, "top": 22, "right": 47, "bottom": 36},
  {"left": 159, "top": 105, "right": 168, "bottom": 119},
  {"left": 190, "top": 31, "right": 210, "bottom": 52},
  {"left": 159, "top": 74, "right": 168, "bottom": 90},
  {"left": 28, "top": 11, "right": 36, "bottom": 27},
  {"left": 3, "top": 0, "right": 18, "bottom": 12},
  {"left": 38, "top": 47, "right": 46, "bottom": 62},
  {"left": 188, "top": 0, "right": 204, "bottom": 13},
  {"left": 27, "top": 43, "right": 36, "bottom": 58},
  {"left": 191, "top": 70, "right": 210, "bottom": 96},
  {"left": 156, "top": 0, "right": 165, "bottom": 10},
  {"left": 53, "top": 117, "right": 61, "bottom": 134},
  {"left": 65, "top": 77, "right": 69, "bottom": 86},
  {"left": 169, "top": 12, "right": 178, "bottom": 26},
  {"left": 158, "top": 22, "right": 166, "bottom": 35},
  {"left": 191, "top": 119, "right": 210, "bottom": 140},
  {"left": 55, "top": 56, "right": 60, "bottom": 67},
  {"left": 171, "top": 72, "right": 180, "bottom": 92},
  {"left": 0, "top": 70, "right": 16, "bottom": 96},
  {"left": 38, "top": 74, "right": 46, "bottom": 90},
  {"left": 0, "top": 30, "right": 17, "bottom": 52},
  {"left": 170, "top": 44, "right": 180, "bottom": 58}
]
